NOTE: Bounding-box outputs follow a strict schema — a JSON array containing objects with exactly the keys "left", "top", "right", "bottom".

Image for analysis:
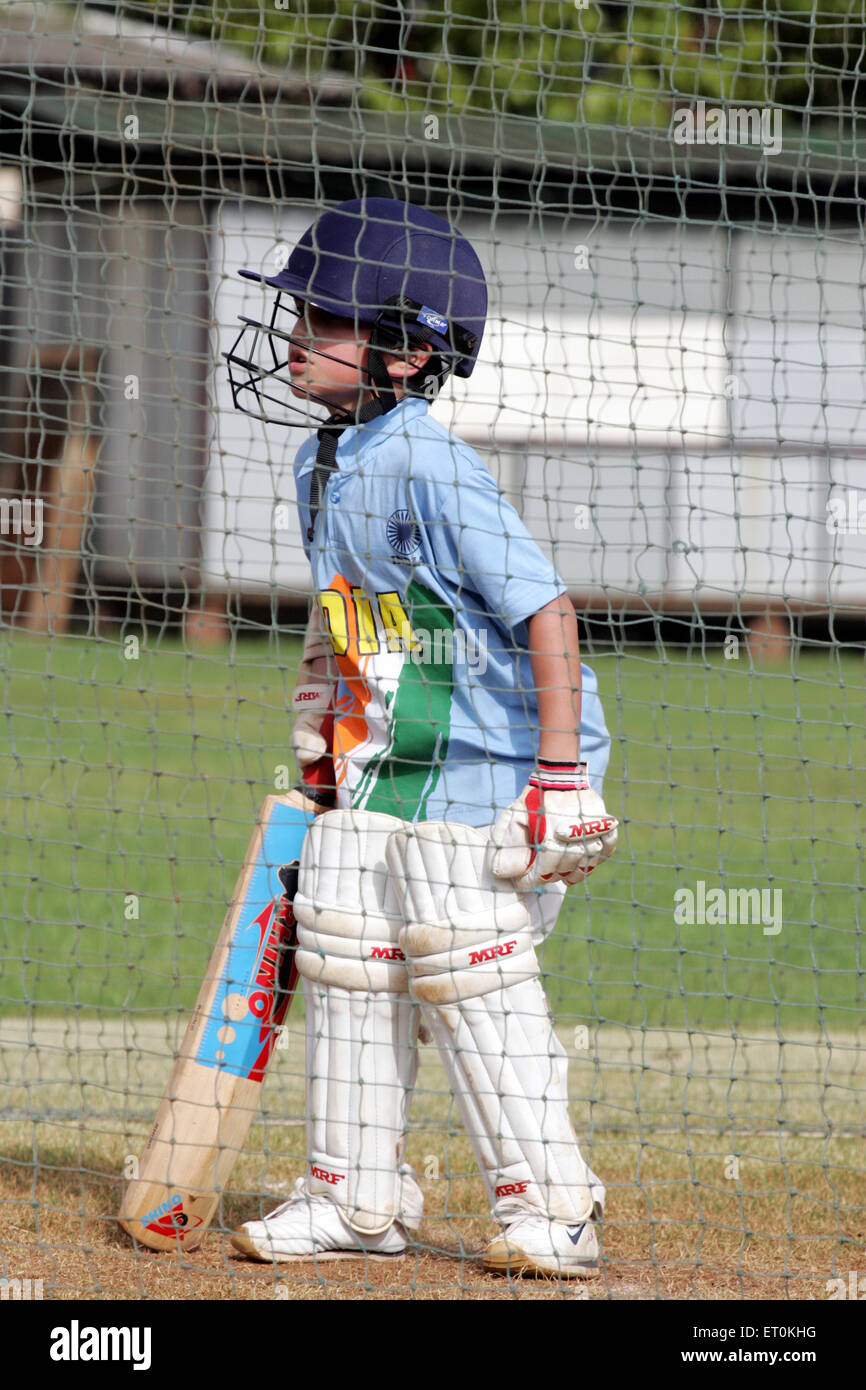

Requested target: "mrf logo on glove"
[
  {"left": 490, "top": 761, "right": 618, "bottom": 892},
  {"left": 568, "top": 817, "right": 616, "bottom": 839}
]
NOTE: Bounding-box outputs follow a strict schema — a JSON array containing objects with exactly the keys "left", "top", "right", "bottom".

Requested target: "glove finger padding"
[
  {"left": 552, "top": 815, "right": 618, "bottom": 874},
  {"left": 490, "top": 761, "right": 618, "bottom": 889}
]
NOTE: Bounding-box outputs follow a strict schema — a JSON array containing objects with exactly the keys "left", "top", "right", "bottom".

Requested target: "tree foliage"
[{"left": 126, "top": 1, "right": 864, "bottom": 128}]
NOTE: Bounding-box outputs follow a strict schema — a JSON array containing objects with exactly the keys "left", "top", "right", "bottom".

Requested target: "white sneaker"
[
  {"left": 231, "top": 1169, "right": 421, "bottom": 1263},
  {"left": 483, "top": 1210, "right": 600, "bottom": 1278}
]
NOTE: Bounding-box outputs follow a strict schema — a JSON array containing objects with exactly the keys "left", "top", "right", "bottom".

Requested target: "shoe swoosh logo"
[{"left": 566, "top": 1224, "right": 586, "bottom": 1246}]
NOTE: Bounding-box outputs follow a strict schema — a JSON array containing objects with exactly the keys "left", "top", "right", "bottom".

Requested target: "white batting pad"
[
  {"left": 295, "top": 809, "right": 418, "bottom": 1233},
  {"left": 295, "top": 809, "right": 408, "bottom": 991},
  {"left": 388, "top": 821, "right": 599, "bottom": 1224},
  {"left": 304, "top": 978, "right": 418, "bottom": 1233},
  {"left": 387, "top": 821, "right": 534, "bottom": 1002}
]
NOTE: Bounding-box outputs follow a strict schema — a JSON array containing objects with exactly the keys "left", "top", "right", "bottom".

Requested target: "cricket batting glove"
[
  {"left": 291, "top": 605, "right": 334, "bottom": 768},
  {"left": 490, "top": 760, "right": 618, "bottom": 892},
  {"left": 291, "top": 679, "right": 331, "bottom": 766}
]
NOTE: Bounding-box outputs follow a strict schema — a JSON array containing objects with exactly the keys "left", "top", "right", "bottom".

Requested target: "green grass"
[
  {"left": 0, "top": 629, "right": 307, "bottom": 1021},
  {"left": 545, "top": 643, "right": 865, "bottom": 1035},
  {"left": 0, "top": 631, "right": 863, "bottom": 1033}
]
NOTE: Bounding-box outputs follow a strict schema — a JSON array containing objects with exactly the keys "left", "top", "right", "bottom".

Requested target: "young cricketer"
[{"left": 224, "top": 198, "right": 618, "bottom": 1276}]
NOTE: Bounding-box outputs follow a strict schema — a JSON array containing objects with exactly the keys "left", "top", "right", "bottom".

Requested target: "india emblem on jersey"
[{"left": 386, "top": 509, "right": 421, "bottom": 560}]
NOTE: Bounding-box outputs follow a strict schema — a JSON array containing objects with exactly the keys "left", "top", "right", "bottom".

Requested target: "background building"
[{"left": 1, "top": 1, "right": 863, "bottom": 640}]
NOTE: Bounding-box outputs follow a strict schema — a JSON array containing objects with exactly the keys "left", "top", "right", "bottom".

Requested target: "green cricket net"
[{"left": 0, "top": 0, "right": 862, "bottom": 1302}]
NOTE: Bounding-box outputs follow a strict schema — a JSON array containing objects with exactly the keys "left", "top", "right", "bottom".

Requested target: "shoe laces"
[
  {"left": 493, "top": 1195, "right": 537, "bottom": 1228},
  {"left": 267, "top": 1177, "right": 333, "bottom": 1220}
]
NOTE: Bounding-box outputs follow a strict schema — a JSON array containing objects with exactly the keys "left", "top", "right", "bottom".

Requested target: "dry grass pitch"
[{"left": 1, "top": 1016, "right": 863, "bottom": 1301}]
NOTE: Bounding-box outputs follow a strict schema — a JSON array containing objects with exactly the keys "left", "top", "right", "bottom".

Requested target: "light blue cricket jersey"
[{"left": 293, "top": 397, "right": 610, "bottom": 826}]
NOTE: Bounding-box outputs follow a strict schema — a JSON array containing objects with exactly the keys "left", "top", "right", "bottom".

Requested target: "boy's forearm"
[{"left": 528, "top": 595, "right": 582, "bottom": 764}]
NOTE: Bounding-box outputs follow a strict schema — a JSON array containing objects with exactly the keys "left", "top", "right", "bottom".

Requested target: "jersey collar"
[{"left": 331, "top": 396, "right": 429, "bottom": 465}]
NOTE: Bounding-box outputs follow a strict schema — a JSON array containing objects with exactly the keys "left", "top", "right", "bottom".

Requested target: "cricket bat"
[{"left": 118, "top": 756, "right": 332, "bottom": 1252}]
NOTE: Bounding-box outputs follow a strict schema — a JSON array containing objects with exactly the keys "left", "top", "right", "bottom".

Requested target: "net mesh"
[{"left": 0, "top": 0, "right": 863, "bottom": 1301}]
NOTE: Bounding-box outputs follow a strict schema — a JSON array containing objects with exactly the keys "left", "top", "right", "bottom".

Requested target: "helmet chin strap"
[
  {"left": 306, "top": 353, "right": 398, "bottom": 542},
  {"left": 364, "top": 344, "right": 400, "bottom": 418}
]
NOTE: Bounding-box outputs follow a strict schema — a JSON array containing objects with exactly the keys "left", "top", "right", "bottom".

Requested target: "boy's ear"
[{"left": 382, "top": 342, "right": 434, "bottom": 381}]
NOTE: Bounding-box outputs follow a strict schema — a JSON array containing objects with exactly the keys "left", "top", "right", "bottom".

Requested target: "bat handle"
[{"left": 297, "top": 713, "right": 336, "bottom": 806}]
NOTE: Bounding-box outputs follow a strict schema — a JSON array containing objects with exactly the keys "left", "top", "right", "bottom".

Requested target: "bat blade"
[{"left": 118, "top": 793, "right": 316, "bottom": 1252}]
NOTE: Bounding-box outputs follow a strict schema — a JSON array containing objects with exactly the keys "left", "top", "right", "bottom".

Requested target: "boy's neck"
[{"left": 326, "top": 387, "right": 409, "bottom": 422}]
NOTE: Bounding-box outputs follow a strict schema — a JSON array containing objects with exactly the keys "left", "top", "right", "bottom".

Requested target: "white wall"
[
  {"left": 205, "top": 204, "right": 313, "bottom": 597},
  {"left": 204, "top": 207, "right": 866, "bottom": 607}
]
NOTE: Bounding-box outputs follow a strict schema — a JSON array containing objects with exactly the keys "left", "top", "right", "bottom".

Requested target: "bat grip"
[{"left": 297, "top": 713, "right": 336, "bottom": 807}]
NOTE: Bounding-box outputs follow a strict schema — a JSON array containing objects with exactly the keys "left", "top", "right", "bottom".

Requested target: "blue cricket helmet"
[{"left": 239, "top": 197, "right": 487, "bottom": 379}]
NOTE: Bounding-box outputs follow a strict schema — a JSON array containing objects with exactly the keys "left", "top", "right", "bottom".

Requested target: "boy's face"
[
  {"left": 288, "top": 299, "right": 373, "bottom": 415},
  {"left": 286, "top": 297, "right": 433, "bottom": 417}
]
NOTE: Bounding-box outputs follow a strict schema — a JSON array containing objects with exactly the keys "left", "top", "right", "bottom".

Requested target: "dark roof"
[
  {"left": 0, "top": 1, "right": 354, "bottom": 103},
  {"left": 0, "top": 2, "right": 861, "bottom": 204}
]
